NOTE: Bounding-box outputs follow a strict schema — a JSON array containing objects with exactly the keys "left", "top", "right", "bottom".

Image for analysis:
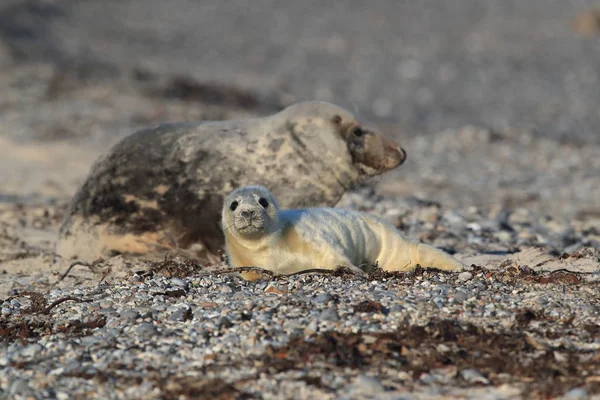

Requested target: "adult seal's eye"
[
  {"left": 258, "top": 198, "right": 269, "bottom": 208},
  {"left": 230, "top": 201, "right": 239, "bottom": 211},
  {"left": 353, "top": 127, "right": 363, "bottom": 137}
]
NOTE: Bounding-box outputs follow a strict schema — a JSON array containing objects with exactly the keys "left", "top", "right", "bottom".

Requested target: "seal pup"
[
  {"left": 222, "top": 185, "right": 465, "bottom": 275},
  {"left": 57, "top": 101, "right": 406, "bottom": 262}
]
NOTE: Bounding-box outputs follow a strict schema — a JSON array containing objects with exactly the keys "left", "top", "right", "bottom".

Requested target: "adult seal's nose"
[{"left": 398, "top": 147, "right": 407, "bottom": 165}]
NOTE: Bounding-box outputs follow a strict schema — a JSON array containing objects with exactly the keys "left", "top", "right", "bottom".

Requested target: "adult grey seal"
[
  {"left": 57, "top": 101, "right": 406, "bottom": 261},
  {"left": 221, "top": 185, "right": 464, "bottom": 275}
]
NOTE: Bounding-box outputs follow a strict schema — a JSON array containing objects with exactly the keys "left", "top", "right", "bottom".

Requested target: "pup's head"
[{"left": 221, "top": 185, "right": 280, "bottom": 239}]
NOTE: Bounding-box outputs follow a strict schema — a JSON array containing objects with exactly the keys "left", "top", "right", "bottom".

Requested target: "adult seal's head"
[
  {"left": 57, "top": 100, "right": 406, "bottom": 262},
  {"left": 273, "top": 101, "right": 406, "bottom": 180}
]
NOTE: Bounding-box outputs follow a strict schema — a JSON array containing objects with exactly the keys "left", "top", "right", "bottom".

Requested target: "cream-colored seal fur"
[
  {"left": 222, "top": 185, "right": 464, "bottom": 275},
  {"left": 57, "top": 101, "right": 406, "bottom": 262}
]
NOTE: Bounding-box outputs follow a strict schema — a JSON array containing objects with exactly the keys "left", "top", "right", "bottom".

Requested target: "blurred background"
[{"left": 0, "top": 0, "right": 599, "bottom": 220}]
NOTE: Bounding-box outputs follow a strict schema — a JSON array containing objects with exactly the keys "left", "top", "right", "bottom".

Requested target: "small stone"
[
  {"left": 21, "top": 343, "right": 42, "bottom": 358},
  {"left": 80, "top": 336, "right": 102, "bottom": 347},
  {"left": 304, "top": 320, "right": 318, "bottom": 335},
  {"left": 564, "top": 388, "right": 588, "bottom": 399},
  {"left": 99, "top": 300, "right": 113, "bottom": 308},
  {"left": 9, "top": 379, "right": 31, "bottom": 396},
  {"left": 106, "top": 327, "right": 122, "bottom": 337},
  {"left": 460, "top": 368, "right": 489, "bottom": 384},
  {"left": 313, "top": 293, "right": 335, "bottom": 304},
  {"left": 169, "top": 308, "right": 192, "bottom": 322},
  {"left": 56, "top": 392, "right": 70, "bottom": 400},
  {"left": 218, "top": 317, "right": 233, "bottom": 329},
  {"left": 220, "top": 285, "right": 233, "bottom": 294},
  {"left": 457, "top": 272, "right": 473, "bottom": 282},
  {"left": 137, "top": 308, "right": 152, "bottom": 319},
  {"left": 554, "top": 351, "right": 568, "bottom": 363},
  {"left": 349, "top": 374, "right": 385, "bottom": 395},
  {"left": 264, "top": 284, "right": 286, "bottom": 295},
  {"left": 170, "top": 277, "right": 187, "bottom": 288},
  {"left": 436, "top": 344, "right": 450, "bottom": 353},
  {"left": 389, "top": 304, "right": 404, "bottom": 313},
  {"left": 136, "top": 322, "right": 158, "bottom": 336},
  {"left": 443, "top": 211, "right": 466, "bottom": 226},
  {"left": 362, "top": 335, "right": 378, "bottom": 344},
  {"left": 467, "top": 222, "right": 482, "bottom": 232},
  {"left": 453, "top": 291, "right": 469, "bottom": 303},
  {"left": 63, "top": 360, "right": 82, "bottom": 373},
  {"left": 193, "top": 308, "right": 207, "bottom": 320},
  {"left": 493, "top": 231, "right": 513, "bottom": 242},
  {"left": 319, "top": 309, "right": 339, "bottom": 322},
  {"left": 120, "top": 310, "right": 140, "bottom": 321}
]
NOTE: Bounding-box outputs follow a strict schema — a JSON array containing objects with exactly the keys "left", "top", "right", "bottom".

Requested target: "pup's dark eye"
[
  {"left": 258, "top": 198, "right": 269, "bottom": 208},
  {"left": 353, "top": 127, "right": 363, "bottom": 137},
  {"left": 229, "top": 201, "right": 238, "bottom": 211}
]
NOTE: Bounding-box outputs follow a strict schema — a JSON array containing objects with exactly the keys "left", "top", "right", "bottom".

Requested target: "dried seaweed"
[
  {"left": 258, "top": 318, "right": 600, "bottom": 398},
  {"left": 150, "top": 256, "right": 203, "bottom": 278}
]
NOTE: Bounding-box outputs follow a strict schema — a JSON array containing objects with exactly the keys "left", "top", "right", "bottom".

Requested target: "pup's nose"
[{"left": 240, "top": 210, "right": 254, "bottom": 219}]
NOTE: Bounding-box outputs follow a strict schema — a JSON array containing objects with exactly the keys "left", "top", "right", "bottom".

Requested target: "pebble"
[
  {"left": 9, "top": 379, "right": 31, "bottom": 396},
  {"left": 99, "top": 300, "right": 114, "bottom": 308},
  {"left": 305, "top": 320, "right": 318, "bottom": 334},
  {"left": 564, "top": 388, "right": 588, "bottom": 399},
  {"left": 170, "top": 277, "right": 188, "bottom": 288},
  {"left": 63, "top": 360, "right": 82, "bottom": 373},
  {"left": 135, "top": 322, "right": 158, "bottom": 336},
  {"left": 313, "top": 293, "right": 335, "bottom": 303},
  {"left": 218, "top": 316, "right": 233, "bottom": 329},
  {"left": 21, "top": 343, "right": 42, "bottom": 358},
  {"left": 319, "top": 309, "right": 340, "bottom": 322},
  {"left": 460, "top": 369, "right": 489, "bottom": 384},
  {"left": 493, "top": 231, "right": 513, "bottom": 242},
  {"left": 348, "top": 374, "right": 385, "bottom": 395},
  {"left": 80, "top": 336, "right": 102, "bottom": 347},
  {"left": 453, "top": 291, "right": 469, "bottom": 303},
  {"left": 120, "top": 310, "right": 140, "bottom": 321},
  {"left": 457, "top": 272, "right": 473, "bottom": 282},
  {"left": 169, "top": 308, "right": 191, "bottom": 322},
  {"left": 56, "top": 392, "right": 70, "bottom": 400},
  {"left": 220, "top": 285, "right": 233, "bottom": 294}
]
